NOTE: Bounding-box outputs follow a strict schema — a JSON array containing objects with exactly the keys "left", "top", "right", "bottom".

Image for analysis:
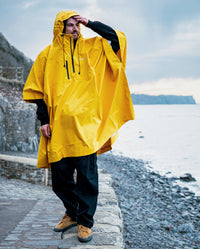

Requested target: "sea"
[{"left": 112, "top": 104, "right": 200, "bottom": 196}]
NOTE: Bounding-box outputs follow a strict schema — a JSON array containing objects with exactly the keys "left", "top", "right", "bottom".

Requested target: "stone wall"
[
  {"left": 0, "top": 66, "right": 24, "bottom": 83},
  {"left": 0, "top": 155, "right": 51, "bottom": 185},
  {"left": 0, "top": 94, "right": 40, "bottom": 152},
  {"left": 0, "top": 96, "right": 6, "bottom": 151}
]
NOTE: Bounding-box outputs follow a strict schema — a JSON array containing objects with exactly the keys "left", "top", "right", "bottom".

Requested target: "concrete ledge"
[{"left": 0, "top": 154, "right": 37, "bottom": 165}]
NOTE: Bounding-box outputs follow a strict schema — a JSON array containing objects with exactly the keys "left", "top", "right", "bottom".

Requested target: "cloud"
[
  {"left": 152, "top": 17, "right": 200, "bottom": 58},
  {"left": 21, "top": 1, "right": 39, "bottom": 10},
  {"left": 130, "top": 16, "right": 200, "bottom": 63},
  {"left": 0, "top": 0, "right": 200, "bottom": 84},
  {"left": 126, "top": 15, "right": 200, "bottom": 82},
  {"left": 131, "top": 78, "right": 200, "bottom": 103}
]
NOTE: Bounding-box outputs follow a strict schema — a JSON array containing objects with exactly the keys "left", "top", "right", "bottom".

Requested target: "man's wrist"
[
  {"left": 86, "top": 20, "right": 93, "bottom": 28},
  {"left": 40, "top": 120, "right": 49, "bottom": 126}
]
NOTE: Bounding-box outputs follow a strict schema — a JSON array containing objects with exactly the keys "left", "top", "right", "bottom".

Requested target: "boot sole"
[
  {"left": 53, "top": 223, "right": 77, "bottom": 232},
  {"left": 78, "top": 234, "right": 93, "bottom": 242}
]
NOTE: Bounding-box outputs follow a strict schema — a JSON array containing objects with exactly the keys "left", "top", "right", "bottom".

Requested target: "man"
[{"left": 23, "top": 10, "right": 134, "bottom": 242}]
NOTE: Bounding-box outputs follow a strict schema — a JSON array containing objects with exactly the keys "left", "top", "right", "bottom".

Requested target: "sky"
[{"left": 0, "top": 0, "right": 200, "bottom": 102}]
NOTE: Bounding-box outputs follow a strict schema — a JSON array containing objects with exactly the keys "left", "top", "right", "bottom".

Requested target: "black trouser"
[{"left": 51, "top": 152, "right": 98, "bottom": 228}]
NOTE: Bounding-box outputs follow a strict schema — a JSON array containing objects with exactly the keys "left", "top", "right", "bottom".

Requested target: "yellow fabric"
[{"left": 23, "top": 10, "right": 135, "bottom": 168}]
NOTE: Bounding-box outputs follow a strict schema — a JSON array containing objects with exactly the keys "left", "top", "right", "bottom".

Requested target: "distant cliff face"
[
  {"left": 131, "top": 94, "right": 196, "bottom": 105},
  {"left": 0, "top": 32, "right": 33, "bottom": 82}
]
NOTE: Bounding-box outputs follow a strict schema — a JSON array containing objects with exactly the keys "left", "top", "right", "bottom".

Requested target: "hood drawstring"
[
  {"left": 62, "top": 35, "right": 70, "bottom": 79},
  {"left": 62, "top": 35, "right": 80, "bottom": 79},
  {"left": 77, "top": 42, "right": 80, "bottom": 75}
]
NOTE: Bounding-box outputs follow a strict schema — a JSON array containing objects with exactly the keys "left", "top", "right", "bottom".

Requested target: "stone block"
[
  {"left": 96, "top": 205, "right": 121, "bottom": 216},
  {"left": 94, "top": 212, "right": 123, "bottom": 230},
  {"left": 59, "top": 232, "right": 123, "bottom": 249}
]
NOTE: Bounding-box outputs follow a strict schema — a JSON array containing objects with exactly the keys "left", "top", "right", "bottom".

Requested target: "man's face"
[{"left": 64, "top": 17, "right": 79, "bottom": 39}]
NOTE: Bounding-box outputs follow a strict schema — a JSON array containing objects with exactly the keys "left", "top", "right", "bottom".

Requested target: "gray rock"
[
  {"left": 146, "top": 218, "right": 160, "bottom": 230},
  {"left": 10, "top": 145, "right": 18, "bottom": 152},
  {"left": 161, "top": 221, "right": 173, "bottom": 231},
  {"left": 180, "top": 173, "right": 196, "bottom": 182},
  {"left": 177, "top": 223, "right": 194, "bottom": 234},
  {"left": 0, "top": 93, "right": 39, "bottom": 152},
  {"left": 21, "top": 142, "right": 29, "bottom": 152},
  {"left": 181, "top": 211, "right": 191, "bottom": 220}
]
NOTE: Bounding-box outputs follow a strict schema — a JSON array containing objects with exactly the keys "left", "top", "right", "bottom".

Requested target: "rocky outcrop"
[{"left": 0, "top": 32, "right": 33, "bottom": 82}]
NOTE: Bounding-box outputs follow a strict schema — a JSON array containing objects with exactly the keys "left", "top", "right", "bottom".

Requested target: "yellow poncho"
[{"left": 23, "top": 11, "right": 135, "bottom": 168}]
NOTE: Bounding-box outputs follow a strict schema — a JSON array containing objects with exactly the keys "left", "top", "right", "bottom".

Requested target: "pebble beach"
[{"left": 98, "top": 153, "right": 200, "bottom": 249}]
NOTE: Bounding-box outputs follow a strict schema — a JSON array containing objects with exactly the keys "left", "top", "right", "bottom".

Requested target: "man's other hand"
[{"left": 41, "top": 124, "right": 51, "bottom": 139}]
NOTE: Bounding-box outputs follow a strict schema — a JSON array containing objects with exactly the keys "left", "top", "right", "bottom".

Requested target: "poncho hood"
[
  {"left": 53, "top": 10, "right": 80, "bottom": 41},
  {"left": 23, "top": 10, "right": 135, "bottom": 168}
]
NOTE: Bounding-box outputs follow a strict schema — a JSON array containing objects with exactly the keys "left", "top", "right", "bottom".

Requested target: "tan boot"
[
  {"left": 54, "top": 214, "right": 77, "bottom": 232},
  {"left": 78, "top": 224, "right": 93, "bottom": 242}
]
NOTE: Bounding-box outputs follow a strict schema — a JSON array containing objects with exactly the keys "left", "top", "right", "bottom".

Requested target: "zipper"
[
  {"left": 70, "top": 37, "right": 75, "bottom": 73},
  {"left": 65, "top": 60, "right": 70, "bottom": 79},
  {"left": 77, "top": 42, "right": 80, "bottom": 75},
  {"left": 63, "top": 35, "right": 81, "bottom": 79}
]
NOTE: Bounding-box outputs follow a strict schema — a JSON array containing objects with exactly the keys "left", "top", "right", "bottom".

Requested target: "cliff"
[{"left": 0, "top": 32, "right": 33, "bottom": 82}]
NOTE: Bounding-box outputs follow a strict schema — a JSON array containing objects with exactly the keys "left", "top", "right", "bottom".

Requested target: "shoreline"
[
  {"left": 112, "top": 149, "right": 200, "bottom": 197},
  {"left": 98, "top": 152, "right": 200, "bottom": 249}
]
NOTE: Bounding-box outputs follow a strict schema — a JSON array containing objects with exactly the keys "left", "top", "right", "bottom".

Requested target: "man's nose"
[{"left": 73, "top": 25, "right": 79, "bottom": 32}]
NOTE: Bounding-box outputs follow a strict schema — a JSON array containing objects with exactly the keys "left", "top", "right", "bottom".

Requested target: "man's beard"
[{"left": 72, "top": 32, "right": 78, "bottom": 38}]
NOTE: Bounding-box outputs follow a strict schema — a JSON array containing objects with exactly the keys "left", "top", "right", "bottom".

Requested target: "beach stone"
[
  {"left": 177, "top": 223, "right": 194, "bottom": 233},
  {"left": 180, "top": 173, "right": 196, "bottom": 182},
  {"left": 194, "top": 196, "right": 200, "bottom": 203},
  {"left": 161, "top": 221, "right": 173, "bottom": 231},
  {"left": 181, "top": 211, "right": 191, "bottom": 220},
  {"left": 146, "top": 218, "right": 160, "bottom": 230}
]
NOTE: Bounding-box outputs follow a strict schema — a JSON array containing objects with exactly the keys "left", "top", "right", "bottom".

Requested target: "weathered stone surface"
[
  {"left": 96, "top": 205, "right": 121, "bottom": 216},
  {"left": 0, "top": 95, "right": 8, "bottom": 151},
  {"left": 60, "top": 245, "right": 122, "bottom": 249},
  {"left": 0, "top": 93, "right": 40, "bottom": 153},
  {"left": 97, "top": 197, "right": 119, "bottom": 207},
  {"left": 0, "top": 155, "right": 49, "bottom": 184},
  {"left": 94, "top": 212, "right": 123, "bottom": 229},
  {"left": 59, "top": 232, "right": 123, "bottom": 249}
]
